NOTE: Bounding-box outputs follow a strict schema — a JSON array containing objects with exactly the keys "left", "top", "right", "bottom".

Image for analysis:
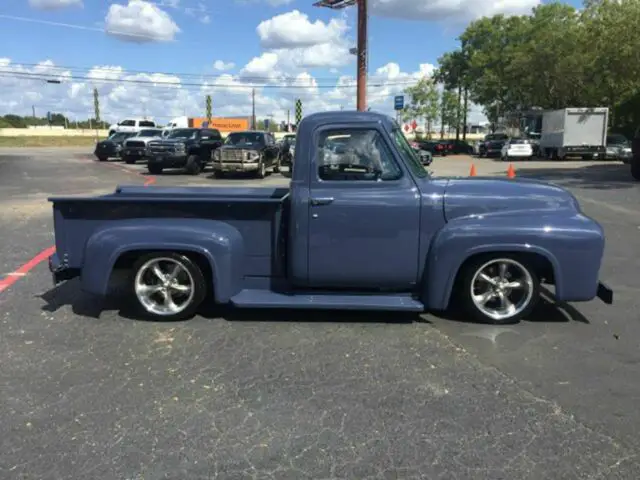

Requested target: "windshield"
[
  {"left": 109, "top": 132, "right": 128, "bottom": 141},
  {"left": 167, "top": 129, "right": 197, "bottom": 139},
  {"left": 607, "top": 134, "right": 628, "bottom": 145},
  {"left": 510, "top": 138, "right": 529, "bottom": 144},
  {"left": 138, "top": 129, "right": 161, "bottom": 137},
  {"left": 225, "top": 132, "right": 265, "bottom": 146},
  {"left": 392, "top": 128, "right": 428, "bottom": 178}
]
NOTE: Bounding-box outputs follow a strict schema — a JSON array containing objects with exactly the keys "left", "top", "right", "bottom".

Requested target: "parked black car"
[
  {"left": 414, "top": 140, "right": 448, "bottom": 156},
  {"left": 442, "top": 139, "right": 474, "bottom": 154},
  {"left": 146, "top": 128, "right": 223, "bottom": 175},
  {"left": 478, "top": 133, "right": 509, "bottom": 157},
  {"left": 212, "top": 131, "right": 280, "bottom": 178},
  {"left": 94, "top": 132, "right": 137, "bottom": 162}
]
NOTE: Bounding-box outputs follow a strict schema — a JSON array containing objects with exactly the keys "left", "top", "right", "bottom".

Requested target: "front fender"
[
  {"left": 82, "top": 218, "right": 243, "bottom": 302},
  {"left": 424, "top": 211, "right": 605, "bottom": 310}
]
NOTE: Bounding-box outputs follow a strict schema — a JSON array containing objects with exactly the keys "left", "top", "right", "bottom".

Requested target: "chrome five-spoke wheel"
[
  {"left": 460, "top": 256, "right": 540, "bottom": 324},
  {"left": 131, "top": 252, "right": 207, "bottom": 320}
]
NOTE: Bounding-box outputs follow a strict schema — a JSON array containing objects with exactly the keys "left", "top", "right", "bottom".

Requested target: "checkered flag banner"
[{"left": 295, "top": 99, "right": 302, "bottom": 125}]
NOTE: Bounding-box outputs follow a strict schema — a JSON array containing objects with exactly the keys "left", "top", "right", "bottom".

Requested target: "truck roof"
[{"left": 301, "top": 110, "right": 394, "bottom": 130}]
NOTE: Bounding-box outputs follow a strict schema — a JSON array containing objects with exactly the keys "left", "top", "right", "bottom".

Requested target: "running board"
[{"left": 229, "top": 289, "right": 425, "bottom": 312}]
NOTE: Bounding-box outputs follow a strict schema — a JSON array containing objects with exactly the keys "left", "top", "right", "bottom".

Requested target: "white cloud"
[
  {"left": 105, "top": 0, "right": 180, "bottom": 42},
  {"left": 28, "top": 0, "right": 82, "bottom": 9},
  {"left": 257, "top": 10, "right": 348, "bottom": 49},
  {"left": 0, "top": 59, "right": 486, "bottom": 126},
  {"left": 213, "top": 60, "right": 236, "bottom": 72},
  {"left": 370, "top": 0, "right": 539, "bottom": 21}
]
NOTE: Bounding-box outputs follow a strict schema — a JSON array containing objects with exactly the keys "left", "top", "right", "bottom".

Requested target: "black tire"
[
  {"left": 124, "top": 156, "right": 135, "bottom": 164},
  {"left": 213, "top": 170, "right": 226, "bottom": 178},
  {"left": 631, "top": 158, "right": 640, "bottom": 181},
  {"left": 185, "top": 154, "right": 202, "bottom": 175},
  {"left": 97, "top": 156, "right": 108, "bottom": 162},
  {"left": 273, "top": 160, "right": 280, "bottom": 174},
  {"left": 129, "top": 252, "right": 207, "bottom": 321},
  {"left": 456, "top": 254, "right": 540, "bottom": 325},
  {"left": 255, "top": 161, "right": 266, "bottom": 179},
  {"left": 148, "top": 164, "right": 163, "bottom": 175}
]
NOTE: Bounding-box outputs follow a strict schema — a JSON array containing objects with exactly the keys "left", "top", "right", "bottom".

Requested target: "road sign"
[
  {"left": 394, "top": 95, "right": 404, "bottom": 110},
  {"left": 411, "top": 119, "right": 417, "bottom": 130}
]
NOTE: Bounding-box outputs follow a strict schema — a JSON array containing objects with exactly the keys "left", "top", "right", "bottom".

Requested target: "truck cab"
[{"left": 48, "top": 111, "right": 613, "bottom": 325}]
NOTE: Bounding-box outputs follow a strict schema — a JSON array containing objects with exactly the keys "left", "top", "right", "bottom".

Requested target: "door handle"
[{"left": 310, "top": 197, "right": 334, "bottom": 206}]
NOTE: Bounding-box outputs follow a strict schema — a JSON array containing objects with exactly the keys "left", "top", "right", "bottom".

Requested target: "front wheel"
[
  {"left": 631, "top": 159, "right": 640, "bottom": 181},
  {"left": 124, "top": 156, "right": 135, "bottom": 164},
  {"left": 130, "top": 252, "right": 207, "bottom": 321},
  {"left": 97, "top": 156, "right": 108, "bottom": 162},
  {"left": 255, "top": 161, "right": 266, "bottom": 179},
  {"left": 185, "top": 154, "right": 202, "bottom": 175},
  {"left": 457, "top": 255, "right": 540, "bottom": 325}
]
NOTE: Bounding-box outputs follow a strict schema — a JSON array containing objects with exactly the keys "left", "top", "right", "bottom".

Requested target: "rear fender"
[
  {"left": 82, "top": 218, "right": 243, "bottom": 302},
  {"left": 423, "top": 212, "right": 603, "bottom": 310}
]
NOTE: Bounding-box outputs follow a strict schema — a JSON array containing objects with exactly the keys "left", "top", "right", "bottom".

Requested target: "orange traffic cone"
[
  {"left": 507, "top": 163, "right": 516, "bottom": 178},
  {"left": 469, "top": 163, "right": 477, "bottom": 177}
]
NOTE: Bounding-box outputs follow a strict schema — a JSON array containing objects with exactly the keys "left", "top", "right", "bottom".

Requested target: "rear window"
[
  {"left": 486, "top": 134, "right": 509, "bottom": 141},
  {"left": 510, "top": 139, "right": 529, "bottom": 144}
]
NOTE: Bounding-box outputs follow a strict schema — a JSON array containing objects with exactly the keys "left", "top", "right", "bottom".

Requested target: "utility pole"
[
  {"left": 356, "top": 0, "right": 367, "bottom": 111},
  {"left": 251, "top": 88, "right": 256, "bottom": 130},
  {"left": 314, "top": 0, "right": 367, "bottom": 111},
  {"left": 287, "top": 109, "right": 290, "bottom": 131},
  {"left": 32, "top": 105, "right": 35, "bottom": 118},
  {"left": 93, "top": 87, "right": 100, "bottom": 141}
]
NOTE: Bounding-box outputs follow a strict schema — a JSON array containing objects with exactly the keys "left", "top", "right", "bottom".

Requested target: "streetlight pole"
[{"left": 313, "top": 0, "right": 367, "bottom": 111}]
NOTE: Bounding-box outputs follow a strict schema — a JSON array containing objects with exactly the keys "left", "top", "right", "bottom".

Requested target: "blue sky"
[{"left": 0, "top": 0, "right": 581, "bottom": 123}]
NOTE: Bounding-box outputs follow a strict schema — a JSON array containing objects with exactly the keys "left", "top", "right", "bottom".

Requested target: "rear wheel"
[
  {"left": 130, "top": 252, "right": 207, "bottom": 321},
  {"left": 124, "top": 155, "right": 135, "bottom": 164},
  {"left": 457, "top": 255, "right": 540, "bottom": 325},
  {"left": 148, "top": 164, "right": 163, "bottom": 174}
]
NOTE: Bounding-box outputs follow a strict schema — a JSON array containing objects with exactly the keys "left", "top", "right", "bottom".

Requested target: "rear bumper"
[
  {"left": 596, "top": 281, "right": 613, "bottom": 304},
  {"left": 48, "top": 252, "right": 79, "bottom": 285}
]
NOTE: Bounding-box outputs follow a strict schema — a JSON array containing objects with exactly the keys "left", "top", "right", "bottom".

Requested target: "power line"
[
  {"left": 0, "top": 70, "right": 419, "bottom": 90},
  {"left": 7, "top": 61, "right": 366, "bottom": 84}
]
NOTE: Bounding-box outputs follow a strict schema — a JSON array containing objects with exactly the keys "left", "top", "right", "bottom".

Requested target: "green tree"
[
  {"left": 404, "top": 77, "right": 439, "bottom": 139},
  {"left": 439, "top": 90, "right": 459, "bottom": 138}
]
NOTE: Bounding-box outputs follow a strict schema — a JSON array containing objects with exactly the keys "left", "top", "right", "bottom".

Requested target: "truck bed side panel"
[{"left": 51, "top": 196, "right": 287, "bottom": 281}]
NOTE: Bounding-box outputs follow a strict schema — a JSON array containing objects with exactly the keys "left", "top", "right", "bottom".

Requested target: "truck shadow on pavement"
[
  {"left": 514, "top": 163, "right": 635, "bottom": 190},
  {"left": 39, "top": 280, "right": 588, "bottom": 325}
]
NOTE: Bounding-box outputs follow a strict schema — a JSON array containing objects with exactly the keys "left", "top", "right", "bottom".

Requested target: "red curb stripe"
[
  {"left": 0, "top": 246, "right": 57, "bottom": 293},
  {"left": 1, "top": 172, "right": 155, "bottom": 294}
]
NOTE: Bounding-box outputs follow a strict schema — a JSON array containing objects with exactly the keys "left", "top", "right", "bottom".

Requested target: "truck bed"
[{"left": 50, "top": 185, "right": 290, "bottom": 279}]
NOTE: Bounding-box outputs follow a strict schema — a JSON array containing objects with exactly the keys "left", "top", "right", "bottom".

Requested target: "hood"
[
  {"left": 220, "top": 144, "right": 262, "bottom": 150},
  {"left": 152, "top": 137, "right": 190, "bottom": 144},
  {"left": 98, "top": 139, "right": 118, "bottom": 146},
  {"left": 125, "top": 136, "right": 160, "bottom": 144},
  {"left": 442, "top": 177, "right": 579, "bottom": 222}
]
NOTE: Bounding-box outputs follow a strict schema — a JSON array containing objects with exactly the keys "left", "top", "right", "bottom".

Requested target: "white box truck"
[{"left": 539, "top": 107, "right": 609, "bottom": 160}]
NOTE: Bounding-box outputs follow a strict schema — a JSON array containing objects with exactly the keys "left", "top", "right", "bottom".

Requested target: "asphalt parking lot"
[{"left": 1, "top": 148, "right": 639, "bottom": 479}]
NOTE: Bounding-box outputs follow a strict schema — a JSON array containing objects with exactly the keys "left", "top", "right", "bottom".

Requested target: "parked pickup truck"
[
  {"left": 147, "top": 128, "right": 223, "bottom": 175},
  {"left": 48, "top": 111, "right": 613, "bottom": 325}
]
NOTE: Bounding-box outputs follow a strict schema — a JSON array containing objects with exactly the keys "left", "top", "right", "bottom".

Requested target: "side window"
[
  {"left": 139, "top": 120, "right": 155, "bottom": 127},
  {"left": 120, "top": 119, "right": 135, "bottom": 127},
  {"left": 265, "top": 134, "right": 274, "bottom": 145},
  {"left": 201, "top": 130, "right": 212, "bottom": 139},
  {"left": 211, "top": 129, "right": 222, "bottom": 140},
  {"left": 317, "top": 129, "right": 402, "bottom": 182}
]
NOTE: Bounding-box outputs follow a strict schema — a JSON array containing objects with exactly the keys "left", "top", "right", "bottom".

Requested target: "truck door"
[{"left": 306, "top": 126, "right": 421, "bottom": 290}]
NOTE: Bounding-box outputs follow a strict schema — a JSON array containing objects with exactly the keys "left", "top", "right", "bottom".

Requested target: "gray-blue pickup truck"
[{"left": 48, "top": 111, "right": 613, "bottom": 324}]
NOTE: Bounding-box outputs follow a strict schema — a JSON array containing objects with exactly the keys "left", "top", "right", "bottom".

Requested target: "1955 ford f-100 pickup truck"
[{"left": 48, "top": 111, "right": 613, "bottom": 324}]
